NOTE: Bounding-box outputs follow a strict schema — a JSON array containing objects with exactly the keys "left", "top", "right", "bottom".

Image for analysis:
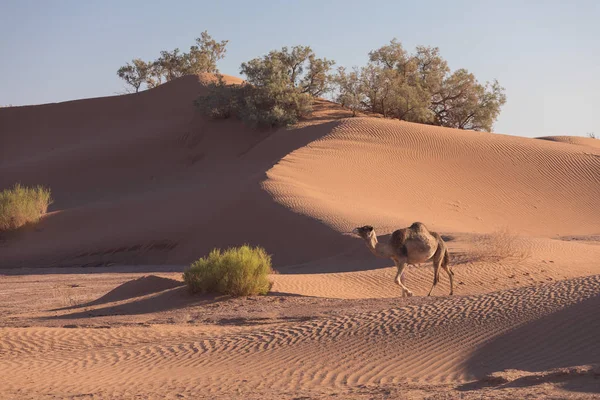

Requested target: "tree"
[
  {"left": 431, "top": 70, "right": 506, "bottom": 131},
  {"left": 196, "top": 44, "right": 331, "bottom": 129},
  {"left": 116, "top": 59, "right": 151, "bottom": 93},
  {"left": 117, "top": 31, "right": 228, "bottom": 92},
  {"left": 240, "top": 45, "right": 335, "bottom": 96},
  {"left": 363, "top": 40, "right": 441, "bottom": 123},
  {"left": 186, "top": 31, "right": 229, "bottom": 75},
  {"left": 333, "top": 66, "right": 365, "bottom": 116},
  {"left": 333, "top": 38, "right": 506, "bottom": 131},
  {"left": 155, "top": 48, "right": 187, "bottom": 82},
  {"left": 195, "top": 75, "right": 312, "bottom": 128}
]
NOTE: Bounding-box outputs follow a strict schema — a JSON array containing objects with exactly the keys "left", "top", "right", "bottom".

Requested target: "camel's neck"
[{"left": 364, "top": 235, "right": 393, "bottom": 258}]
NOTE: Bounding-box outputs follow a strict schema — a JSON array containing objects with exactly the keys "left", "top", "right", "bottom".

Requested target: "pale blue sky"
[{"left": 1, "top": 0, "right": 598, "bottom": 137}]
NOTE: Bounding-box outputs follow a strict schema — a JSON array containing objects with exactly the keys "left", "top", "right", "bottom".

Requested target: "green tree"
[
  {"left": 117, "top": 31, "right": 228, "bottom": 91},
  {"left": 116, "top": 59, "right": 151, "bottom": 93},
  {"left": 186, "top": 31, "right": 229, "bottom": 75},
  {"left": 197, "top": 45, "right": 333, "bottom": 128},
  {"left": 196, "top": 74, "right": 312, "bottom": 128},
  {"left": 333, "top": 66, "right": 366, "bottom": 116},
  {"left": 364, "top": 40, "right": 437, "bottom": 122},
  {"left": 154, "top": 48, "right": 187, "bottom": 82},
  {"left": 431, "top": 70, "right": 506, "bottom": 131},
  {"left": 240, "top": 45, "right": 335, "bottom": 96},
  {"left": 333, "top": 39, "right": 506, "bottom": 131}
]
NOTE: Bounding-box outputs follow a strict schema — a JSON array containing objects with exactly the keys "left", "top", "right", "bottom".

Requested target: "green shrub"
[
  {"left": 183, "top": 245, "right": 273, "bottom": 296},
  {"left": 0, "top": 184, "right": 52, "bottom": 231},
  {"left": 195, "top": 76, "right": 312, "bottom": 128}
]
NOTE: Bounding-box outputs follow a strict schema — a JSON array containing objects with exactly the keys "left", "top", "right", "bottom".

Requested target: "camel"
[{"left": 352, "top": 222, "right": 453, "bottom": 297}]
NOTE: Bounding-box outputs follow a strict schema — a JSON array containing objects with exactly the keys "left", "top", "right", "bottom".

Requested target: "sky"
[{"left": 1, "top": 0, "right": 599, "bottom": 138}]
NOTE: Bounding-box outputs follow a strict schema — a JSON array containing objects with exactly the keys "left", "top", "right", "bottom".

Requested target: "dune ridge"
[{"left": 2, "top": 76, "right": 599, "bottom": 270}]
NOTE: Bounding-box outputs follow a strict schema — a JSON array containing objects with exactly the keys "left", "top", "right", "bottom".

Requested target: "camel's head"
[{"left": 352, "top": 225, "right": 375, "bottom": 240}]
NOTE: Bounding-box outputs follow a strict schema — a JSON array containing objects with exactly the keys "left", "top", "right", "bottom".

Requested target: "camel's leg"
[
  {"left": 427, "top": 257, "right": 441, "bottom": 296},
  {"left": 393, "top": 258, "right": 413, "bottom": 297},
  {"left": 443, "top": 264, "right": 454, "bottom": 295}
]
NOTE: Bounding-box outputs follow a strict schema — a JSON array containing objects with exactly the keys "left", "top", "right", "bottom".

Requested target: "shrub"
[
  {"left": 183, "top": 245, "right": 273, "bottom": 296},
  {"left": 0, "top": 184, "right": 52, "bottom": 232},
  {"left": 195, "top": 76, "right": 312, "bottom": 128}
]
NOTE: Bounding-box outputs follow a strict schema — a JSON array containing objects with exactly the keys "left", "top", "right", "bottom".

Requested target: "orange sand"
[{"left": 1, "top": 74, "right": 599, "bottom": 399}]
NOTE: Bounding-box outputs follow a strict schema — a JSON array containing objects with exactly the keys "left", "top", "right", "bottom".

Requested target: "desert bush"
[
  {"left": 196, "top": 45, "right": 333, "bottom": 128},
  {"left": 183, "top": 245, "right": 273, "bottom": 296},
  {"left": 195, "top": 76, "right": 312, "bottom": 128},
  {"left": 470, "top": 228, "right": 531, "bottom": 263},
  {"left": 0, "top": 184, "right": 52, "bottom": 232}
]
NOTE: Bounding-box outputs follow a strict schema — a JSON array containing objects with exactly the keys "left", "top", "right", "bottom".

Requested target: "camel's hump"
[{"left": 409, "top": 222, "right": 428, "bottom": 232}]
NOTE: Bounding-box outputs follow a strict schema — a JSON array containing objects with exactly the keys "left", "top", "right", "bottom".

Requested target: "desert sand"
[{"left": 0, "top": 74, "right": 599, "bottom": 399}]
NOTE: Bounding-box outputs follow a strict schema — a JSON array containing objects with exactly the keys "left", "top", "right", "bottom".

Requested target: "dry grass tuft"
[
  {"left": 0, "top": 184, "right": 52, "bottom": 232},
  {"left": 52, "top": 286, "right": 89, "bottom": 307},
  {"left": 453, "top": 228, "right": 532, "bottom": 265},
  {"left": 183, "top": 245, "right": 273, "bottom": 297},
  {"left": 471, "top": 228, "right": 532, "bottom": 263}
]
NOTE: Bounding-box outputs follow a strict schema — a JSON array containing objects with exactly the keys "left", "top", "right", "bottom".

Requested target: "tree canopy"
[
  {"left": 240, "top": 45, "right": 335, "bottom": 97},
  {"left": 118, "top": 34, "right": 506, "bottom": 132},
  {"left": 196, "top": 45, "right": 335, "bottom": 129},
  {"left": 117, "top": 31, "right": 228, "bottom": 92},
  {"left": 333, "top": 39, "right": 506, "bottom": 131}
]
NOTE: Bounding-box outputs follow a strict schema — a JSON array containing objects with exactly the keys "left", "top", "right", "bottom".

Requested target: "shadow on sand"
[
  {"left": 46, "top": 276, "right": 321, "bottom": 320},
  {"left": 458, "top": 293, "right": 600, "bottom": 394},
  {"left": 50, "top": 275, "right": 185, "bottom": 311},
  {"left": 46, "top": 275, "right": 219, "bottom": 319}
]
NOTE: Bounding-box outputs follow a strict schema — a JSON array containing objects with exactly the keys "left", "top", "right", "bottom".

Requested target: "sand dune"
[
  {"left": 265, "top": 117, "right": 600, "bottom": 237},
  {"left": 1, "top": 74, "right": 600, "bottom": 399},
  {"left": 2, "top": 76, "right": 599, "bottom": 269}
]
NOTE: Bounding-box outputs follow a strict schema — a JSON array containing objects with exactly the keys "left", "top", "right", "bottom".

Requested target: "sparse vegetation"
[
  {"left": 119, "top": 35, "right": 505, "bottom": 131},
  {"left": 195, "top": 74, "right": 313, "bottom": 128},
  {"left": 587, "top": 132, "right": 597, "bottom": 139},
  {"left": 196, "top": 45, "right": 334, "bottom": 128},
  {"left": 240, "top": 45, "right": 335, "bottom": 97},
  {"left": 117, "top": 31, "right": 228, "bottom": 93},
  {"left": 183, "top": 245, "right": 273, "bottom": 296},
  {"left": 470, "top": 228, "right": 531, "bottom": 263},
  {"left": 0, "top": 184, "right": 52, "bottom": 232},
  {"left": 333, "top": 39, "right": 506, "bottom": 131},
  {"left": 52, "top": 285, "right": 89, "bottom": 307},
  {"left": 117, "top": 59, "right": 151, "bottom": 93}
]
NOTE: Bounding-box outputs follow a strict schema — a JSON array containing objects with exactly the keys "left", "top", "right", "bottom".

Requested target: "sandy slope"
[
  {"left": 2, "top": 78, "right": 599, "bottom": 269},
  {"left": 1, "top": 74, "right": 600, "bottom": 399},
  {"left": 265, "top": 117, "right": 600, "bottom": 237},
  {"left": 538, "top": 135, "right": 600, "bottom": 149}
]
